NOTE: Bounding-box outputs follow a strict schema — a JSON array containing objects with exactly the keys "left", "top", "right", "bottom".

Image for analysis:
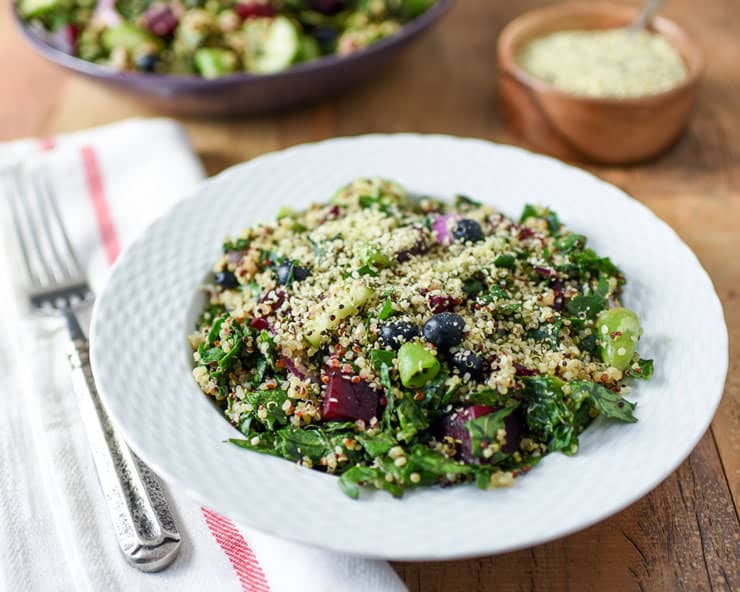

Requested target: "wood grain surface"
[{"left": 1, "top": 0, "right": 738, "bottom": 589}]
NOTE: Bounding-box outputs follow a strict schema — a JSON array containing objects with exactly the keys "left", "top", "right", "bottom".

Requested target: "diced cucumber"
[
  {"left": 305, "top": 283, "right": 373, "bottom": 348},
  {"left": 18, "top": 0, "right": 60, "bottom": 18},
  {"left": 102, "top": 23, "right": 161, "bottom": 52},
  {"left": 359, "top": 242, "right": 392, "bottom": 268},
  {"left": 243, "top": 15, "right": 299, "bottom": 74},
  {"left": 296, "top": 35, "right": 320, "bottom": 62},
  {"left": 194, "top": 48, "right": 238, "bottom": 79}
]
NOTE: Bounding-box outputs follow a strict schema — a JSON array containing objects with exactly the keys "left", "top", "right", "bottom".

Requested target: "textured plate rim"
[{"left": 90, "top": 134, "right": 728, "bottom": 560}]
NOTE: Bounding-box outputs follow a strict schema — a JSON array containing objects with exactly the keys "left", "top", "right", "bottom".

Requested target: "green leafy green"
[
  {"left": 223, "top": 237, "right": 250, "bottom": 252},
  {"left": 527, "top": 318, "right": 563, "bottom": 351},
  {"left": 625, "top": 358, "right": 654, "bottom": 380},
  {"left": 522, "top": 376, "right": 585, "bottom": 455},
  {"left": 246, "top": 389, "right": 289, "bottom": 430},
  {"left": 555, "top": 233, "right": 586, "bottom": 253},
  {"left": 463, "top": 275, "right": 486, "bottom": 297},
  {"left": 494, "top": 254, "right": 516, "bottom": 268},
  {"left": 566, "top": 294, "right": 607, "bottom": 319},
  {"left": 570, "top": 381, "right": 637, "bottom": 423},
  {"left": 396, "top": 397, "right": 429, "bottom": 442},
  {"left": 409, "top": 445, "right": 472, "bottom": 477},
  {"left": 454, "top": 194, "right": 481, "bottom": 209},
  {"left": 338, "top": 466, "right": 380, "bottom": 499},
  {"left": 358, "top": 432, "right": 397, "bottom": 456},
  {"left": 275, "top": 427, "right": 331, "bottom": 461},
  {"left": 520, "top": 204, "right": 560, "bottom": 234},
  {"left": 378, "top": 293, "right": 394, "bottom": 320},
  {"left": 465, "top": 406, "right": 517, "bottom": 459},
  {"left": 370, "top": 349, "right": 395, "bottom": 370}
]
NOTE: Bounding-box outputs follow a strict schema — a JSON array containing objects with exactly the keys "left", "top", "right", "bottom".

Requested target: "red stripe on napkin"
[
  {"left": 80, "top": 146, "right": 120, "bottom": 265},
  {"left": 202, "top": 508, "right": 271, "bottom": 592},
  {"left": 76, "top": 141, "right": 270, "bottom": 591},
  {"left": 39, "top": 137, "right": 56, "bottom": 151}
]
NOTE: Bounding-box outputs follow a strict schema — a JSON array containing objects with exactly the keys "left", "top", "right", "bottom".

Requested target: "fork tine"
[
  {"left": 33, "top": 172, "right": 82, "bottom": 281},
  {"left": 15, "top": 170, "right": 62, "bottom": 286},
  {"left": 42, "top": 173, "right": 84, "bottom": 279},
  {"left": 6, "top": 170, "right": 42, "bottom": 288}
]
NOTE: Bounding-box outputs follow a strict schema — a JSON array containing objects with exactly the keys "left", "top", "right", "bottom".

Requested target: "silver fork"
[{"left": 4, "top": 166, "right": 181, "bottom": 572}]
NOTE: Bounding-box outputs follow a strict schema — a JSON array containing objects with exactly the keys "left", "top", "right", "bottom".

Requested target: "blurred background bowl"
[
  {"left": 13, "top": 0, "right": 452, "bottom": 116},
  {"left": 497, "top": 1, "right": 703, "bottom": 164}
]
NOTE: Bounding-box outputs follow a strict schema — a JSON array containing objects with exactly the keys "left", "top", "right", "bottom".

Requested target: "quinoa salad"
[
  {"left": 17, "top": 0, "right": 436, "bottom": 77},
  {"left": 189, "top": 178, "right": 653, "bottom": 498}
]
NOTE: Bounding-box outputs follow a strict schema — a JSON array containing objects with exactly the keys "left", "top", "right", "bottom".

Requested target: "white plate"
[{"left": 90, "top": 135, "right": 728, "bottom": 560}]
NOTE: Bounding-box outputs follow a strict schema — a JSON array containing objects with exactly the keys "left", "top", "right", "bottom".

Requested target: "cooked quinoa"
[{"left": 189, "top": 178, "right": 653, "bottom": 498}]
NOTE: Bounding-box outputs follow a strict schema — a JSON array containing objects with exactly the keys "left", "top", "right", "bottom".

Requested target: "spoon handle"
[{"left": 628, "top": 0, "right": 666, "bottom": 32}]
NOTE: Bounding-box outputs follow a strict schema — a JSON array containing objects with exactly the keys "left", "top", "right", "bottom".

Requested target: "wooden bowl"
[{"left": 497, "top": 1, "right": 703, "bottom": 164}]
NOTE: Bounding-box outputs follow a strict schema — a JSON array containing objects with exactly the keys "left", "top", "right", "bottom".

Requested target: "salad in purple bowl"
[{"left": 17, "top": 0, "right": 437, "bottom": 77}]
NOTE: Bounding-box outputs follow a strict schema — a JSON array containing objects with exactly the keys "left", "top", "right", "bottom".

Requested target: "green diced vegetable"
[
  {"left": 102, "top": 23, "right": 161, "bottom": 52},
  {"left": 304, "top": 283, "right": 373, "bottom": 347},
  {"left": 194, "top": 48, "right": 238, "bottom": 79},
  {"left": 360, "top": 242, "right": 392, "bottom": 268},
  {"left": 18, "top": 0, "right": 60, "bottom": 19},
  {"left": 243, "top": 16, "right": 300, "bottom": 74},
  {"left": 397, "top": 342, "right": 440, "bottom": 388},
  {"left": 596, "top": 307, "right": 643, "bottom": 370}
]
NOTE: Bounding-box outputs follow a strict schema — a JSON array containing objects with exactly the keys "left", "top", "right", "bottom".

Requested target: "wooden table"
[{"left": 2, "top": 0, "right": 738, "bottom": 589}]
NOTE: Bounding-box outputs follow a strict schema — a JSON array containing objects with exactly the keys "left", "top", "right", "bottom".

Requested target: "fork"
[{"left": 4, "top": 166, "right": 182, "bottom": 572}]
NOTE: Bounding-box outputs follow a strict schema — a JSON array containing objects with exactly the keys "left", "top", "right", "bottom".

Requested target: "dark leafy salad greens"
[{"left": 189, "top": 178, "right": 653, "bottom": 498}]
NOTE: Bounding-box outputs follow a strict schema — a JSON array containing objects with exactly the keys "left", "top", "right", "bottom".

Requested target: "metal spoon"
[{"left": 628, "top": 0, "right": 666, "bottom": 32}]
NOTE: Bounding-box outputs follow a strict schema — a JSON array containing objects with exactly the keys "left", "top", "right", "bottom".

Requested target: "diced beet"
[
  {"left": 513, "top": 224, "right": 535, "bottom": 240},
  {"left": 235, "top": 0, "right": 275, "bottom": 18},
  {"left": 431, "top": 214, "right": 461, "bottom": 246},
  {"left": 533, "top": 266, "right": 556, "bottom": 278},
  {"left": 396, "top": 228, "right": 429, "bottom": 262},
  {"left": 550, "top": 280, "right": 565, "bottom": 311},
  {"left": 428, "top": 294, "right": 462, "bottom": 313},
  {"left": 250, "top": 317, "right": 269, "bottom": 331},
  {"left": 322, "top": 374, "right": 380, "bottom": 422},
  {"left": 142, "top": 3, "right": 179, "bottom": 36},
  {"left": 319, "top": 204, "right": 340, "bottom": 224},
  {"left": 260, "top": 289, "right": 285, "bottom": 312},
  {"left": 439, "top": 405, "right": 526, "bottom": 462},
  {"left": 48, "top": 24, "right": 78, "bottom": 54},
  {"left": 500, "top": 408, "right": 526, "bottom": 454},
  {"left": 513, "top": 362, "right": 537, "bottom": 377},
  {"left": 282, "top": 356, "right": 319, "bottom": 384}
]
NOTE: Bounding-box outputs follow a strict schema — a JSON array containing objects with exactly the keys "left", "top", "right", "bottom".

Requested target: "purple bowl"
[{"left": 13, "top": 1, "right": 452, "bottom": 116}]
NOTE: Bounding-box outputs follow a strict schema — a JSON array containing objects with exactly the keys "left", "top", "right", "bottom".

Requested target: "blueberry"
[
  {"left": 451, "top": 350, "right": 484, "bottom": 381},
  {"left": 214, "top": 269, "right": 238, "bottom": 289},
  {"left": 136, "top": 53, "right": 159, "bottom": 73},
  {"left": 309, "top": 0, "right": 345, "bottom": 14},
  {"left": 313, "top": 26, "right": 337, "bottom": 52},
  {"left": 453, "top": 219, "right": 484, "bottom": 243},
  {"left": 379, "top": 321, "right": 420, "bottom": 349},
  {"left": 276, "top": 261, "right": 310, "bottom": 285},
  {"left": 423, "top": 313, "right": 465, "bottom": 349}
]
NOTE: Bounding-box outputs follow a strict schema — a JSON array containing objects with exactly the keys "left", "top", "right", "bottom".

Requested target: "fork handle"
[{"left": 64, "top": 310, "right": 182, "bottom": 572}]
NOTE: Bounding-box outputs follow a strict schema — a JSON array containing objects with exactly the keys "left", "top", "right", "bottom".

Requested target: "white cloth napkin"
[{"left": 0, "top": 118, "right": 406, "bottom": 592}]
